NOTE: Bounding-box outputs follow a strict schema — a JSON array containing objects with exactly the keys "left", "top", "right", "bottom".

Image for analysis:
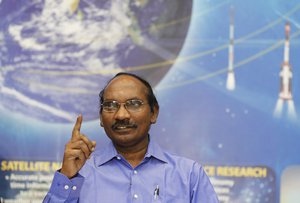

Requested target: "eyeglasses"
[{"left": 101, "top": 99, "right": 147, "bottom": 113}]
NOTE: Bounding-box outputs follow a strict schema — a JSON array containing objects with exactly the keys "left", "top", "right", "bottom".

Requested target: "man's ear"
[
  {"left": 150, "top": 105, "right": 159, "bottom": 124},
  {"left": 100, "top": 112, "right": 104, "bottom": 127}
]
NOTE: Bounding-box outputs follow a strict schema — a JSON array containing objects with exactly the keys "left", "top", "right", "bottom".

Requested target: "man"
[{"left": 43, "top": 72, "right": 219, "bottom": 203}]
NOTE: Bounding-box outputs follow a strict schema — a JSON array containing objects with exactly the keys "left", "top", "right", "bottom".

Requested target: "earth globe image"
[{"left": 0, "top": 0, "right": 193, "bottom": 122}]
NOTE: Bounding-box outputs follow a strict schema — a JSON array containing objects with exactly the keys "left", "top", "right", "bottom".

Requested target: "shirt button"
[
  {"left": 133, "top": 194, "right": 138, "bottom": 199},
  {"left": 72, "top": 186, "right": 77, "bottom": 190},
  {"left": 133, "top": 170, "right": 138, "bottom": 175},
  {"left": 64, "top": 185, "right": 69, "bottom": 190},
  {"left": 116, "top": 156, "right": 121, "bottom": 160}
]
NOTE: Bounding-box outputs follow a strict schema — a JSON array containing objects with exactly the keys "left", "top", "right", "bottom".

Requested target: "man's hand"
[{"left": 60, "top": 114, "right": 96, "bottom": 178}]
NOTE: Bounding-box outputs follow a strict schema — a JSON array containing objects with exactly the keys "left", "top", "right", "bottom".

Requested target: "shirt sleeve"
[
  {"left": 191, "top": 164, "right": 220, "bottom": 203},
  {"left": 43, "top": 171, "right": 84, "bottom": 203}
]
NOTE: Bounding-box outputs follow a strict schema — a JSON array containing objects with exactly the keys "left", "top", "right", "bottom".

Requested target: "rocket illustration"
[
  {"left": 226, "top": 7, "right": 235, "bottom": 91},
  {"left": 279, "top": 22, "right": 292, "bottom": 100},
  {"left": 274, "top": 22, "right": 297, "bottom": 119}
]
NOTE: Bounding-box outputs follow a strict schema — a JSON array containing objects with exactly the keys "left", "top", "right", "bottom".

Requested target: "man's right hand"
[{"left": 60, "top": 114, "right": 96, "bottom": 178}]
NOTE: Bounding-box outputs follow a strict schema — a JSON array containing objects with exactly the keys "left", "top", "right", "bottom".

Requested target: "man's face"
[{"left": 100, "top": 75, "right": 158, "bottom": 149}]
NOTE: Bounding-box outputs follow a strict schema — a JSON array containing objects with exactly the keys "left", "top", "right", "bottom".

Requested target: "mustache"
[{"left": 112, "top": 120, "right": 138, "bottom": 130}]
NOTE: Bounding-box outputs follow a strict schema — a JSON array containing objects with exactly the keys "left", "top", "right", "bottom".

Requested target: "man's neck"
[{"left": 114, "top": 137, "right": 149, "bottom": 168}]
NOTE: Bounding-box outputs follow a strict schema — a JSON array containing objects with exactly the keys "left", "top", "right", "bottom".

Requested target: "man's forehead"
[
  {"left": 107, "top": 75, "right": 146, "bottom": 89},
  {"left": 103, "top": 75, "right": 148, "bottom": 96}
]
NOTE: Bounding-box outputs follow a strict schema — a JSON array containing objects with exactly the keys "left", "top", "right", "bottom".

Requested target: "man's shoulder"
[{"left": 158, "top": 146, "right": 203, "bottom": 173}]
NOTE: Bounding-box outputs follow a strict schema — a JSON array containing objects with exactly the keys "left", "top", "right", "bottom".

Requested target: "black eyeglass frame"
[{"left": 101, "top": 99, "right": 148, "bottom": 113}]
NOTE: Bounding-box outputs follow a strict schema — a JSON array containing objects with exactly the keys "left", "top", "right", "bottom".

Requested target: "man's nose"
[{"left": 114, "top": 104, "right": 130, "bottom": 120}]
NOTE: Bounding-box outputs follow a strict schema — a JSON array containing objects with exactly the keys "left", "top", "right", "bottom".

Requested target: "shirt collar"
[
  {"left": 94, "top": 142, "right": 118, "bottom": 166},
  {"left": 145, "top": 139, "right": 168, "bottom": 163},
  {"left": 94, "top": 138, "right": 168, "bottom": 167}
]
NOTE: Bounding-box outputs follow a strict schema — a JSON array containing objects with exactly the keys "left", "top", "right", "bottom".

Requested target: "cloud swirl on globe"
[{"left": 0, "top": 0, "right": 192, "bottom": 122}]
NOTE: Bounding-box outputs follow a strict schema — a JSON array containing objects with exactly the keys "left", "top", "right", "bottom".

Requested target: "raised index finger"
[{"left": 72, "top": 114, "right": 82, "bottom": 140}]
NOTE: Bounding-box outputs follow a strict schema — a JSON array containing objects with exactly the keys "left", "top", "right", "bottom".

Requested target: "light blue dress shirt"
[{"left": 43, "top": 140, "right": 219, "bottom": 203}]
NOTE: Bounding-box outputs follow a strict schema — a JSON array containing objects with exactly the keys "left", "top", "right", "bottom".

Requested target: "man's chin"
[{"left": 111, "top": 136, "right": 136, "bottom": 149}]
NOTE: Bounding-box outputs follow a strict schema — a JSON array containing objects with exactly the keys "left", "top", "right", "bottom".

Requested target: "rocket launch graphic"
[
  {"left": 226, "top": 7, "right": 235, "bottom": 91},
  {"left": 274, "top": 22, "right": 297, "bottom": 119}
]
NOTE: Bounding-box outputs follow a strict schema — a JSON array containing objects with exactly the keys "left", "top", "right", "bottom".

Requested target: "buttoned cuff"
[{"left": 49, "top": 171, "right": 84, "bottom": 201}]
